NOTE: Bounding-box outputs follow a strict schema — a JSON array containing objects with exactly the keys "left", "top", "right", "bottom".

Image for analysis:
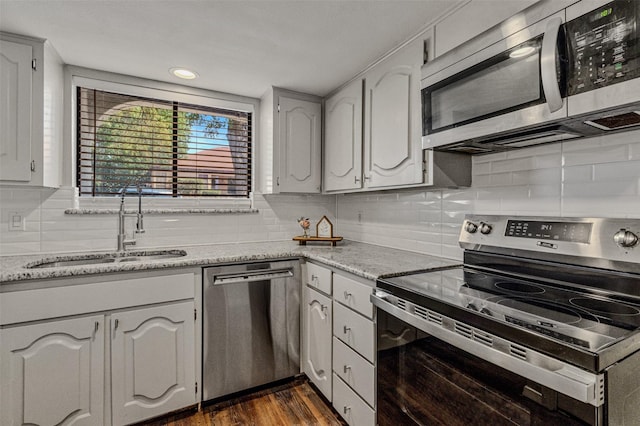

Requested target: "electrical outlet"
[{"left": 9, "top": 212, "right": 25, "bottom": 232}]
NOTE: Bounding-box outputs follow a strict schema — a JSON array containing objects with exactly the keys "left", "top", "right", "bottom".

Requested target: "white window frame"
[{"left": 66, "top": 66, "right": 258, "bottom": 210}]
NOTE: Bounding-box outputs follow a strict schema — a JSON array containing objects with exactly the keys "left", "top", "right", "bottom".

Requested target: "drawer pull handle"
[
  {"left": 343, "top": 325, "right": 351, "bottom": 334},
  {"left": 311, "top": 274, "right": 317, "bottom": 281},
  {"left": 343, "top": 364, "right": 351, "bottom": 373},
  {"left": 95, "top": 321, "right": 99, "bottom": 332},
  {"left": 343, "top": 406, "right": 351, "bottom": 414},
  {"left": 321, "top": 304, "right": 328, "bottom": 313},
  {"left": 344, "top": 291, "right": 352, "bottom": 299},
  {"left": 114, "top": 319, "right": 119, "bottom": 330}
]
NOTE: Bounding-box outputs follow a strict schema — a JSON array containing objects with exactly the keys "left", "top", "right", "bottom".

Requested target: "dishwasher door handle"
[{"left": 211, "top": 268, "right": 294, "bottom": 285}]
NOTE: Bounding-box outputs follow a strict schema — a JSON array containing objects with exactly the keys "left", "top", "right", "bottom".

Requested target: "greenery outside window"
[{"left": 76, "top": 87, "right": 252, "bottom": 198}]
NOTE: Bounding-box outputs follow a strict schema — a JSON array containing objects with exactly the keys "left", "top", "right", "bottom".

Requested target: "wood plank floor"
[{"left": 136, "top": 378, "right": 348, "bottom": 426}]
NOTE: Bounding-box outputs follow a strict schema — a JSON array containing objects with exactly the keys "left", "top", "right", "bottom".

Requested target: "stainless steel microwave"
[{"left": 421, "top": 0, "right": 640, "bottom": 154}]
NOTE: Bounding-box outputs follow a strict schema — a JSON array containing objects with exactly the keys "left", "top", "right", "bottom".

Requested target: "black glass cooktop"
[{"left": 378, "top": 266, "right": 640, "bottom": 353}]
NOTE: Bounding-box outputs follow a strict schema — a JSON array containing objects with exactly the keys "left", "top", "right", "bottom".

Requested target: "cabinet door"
[
  {"left": 278, "top": 96, "right": 322, "bottom": 193},
  {"left": 304, "top": 286, "right": 333, "bottom": 400},
  {"left": 0, "top": 40, "right": 32, "bottom": 182},
  {"left": 111, "top": 301, "right": 196, "bottom": 425},
  {"left": 0, "top": 316, "right": 104, "bottom": 426},
  {"left": 324, "top": 80, "right": 363, "bottom": 192},
  {"left": 363, "top": 37, "right": 424, "bottom": 189}
]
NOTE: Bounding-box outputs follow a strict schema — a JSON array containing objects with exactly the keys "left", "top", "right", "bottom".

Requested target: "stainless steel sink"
[{"left": 27, "top": 250, "right": 187, "bottom": 269}]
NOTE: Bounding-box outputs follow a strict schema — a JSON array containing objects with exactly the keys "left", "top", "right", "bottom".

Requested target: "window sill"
[{"left": 65, "top": 208, "right": 259, "bottom": 215}]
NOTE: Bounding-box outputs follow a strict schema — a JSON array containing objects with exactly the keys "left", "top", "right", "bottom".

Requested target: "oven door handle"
[{"left": 371, "top": 291, "right": 604, "bottom": 407}]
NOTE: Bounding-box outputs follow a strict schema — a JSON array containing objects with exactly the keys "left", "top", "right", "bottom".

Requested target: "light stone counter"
[{"left": 0, "top": 240, "right": 460, "bottom": 285}]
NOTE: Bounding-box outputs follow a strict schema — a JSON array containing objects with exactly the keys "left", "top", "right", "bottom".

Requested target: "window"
[{"left": 76, "top": 87, "right": 251, "bottom": 197}]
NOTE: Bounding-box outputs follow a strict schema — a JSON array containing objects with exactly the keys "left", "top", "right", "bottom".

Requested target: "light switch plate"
[{"left": 9, "top": 211, "right": 25, "bottom": 232}]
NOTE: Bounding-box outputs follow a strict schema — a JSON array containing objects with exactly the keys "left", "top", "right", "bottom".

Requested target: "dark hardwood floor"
[{"left": 136, "top": 378, "right": 347, "bottom": 426}]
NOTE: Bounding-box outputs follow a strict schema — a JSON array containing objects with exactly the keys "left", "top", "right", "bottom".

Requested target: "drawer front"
[
  {"left": 333, "top": 373, "right": 375, "bottom": 426},
  {"left": 0, "top": 273, "right": 195, "bottom": 325},
  {"left": 333, "top": 302, "right": 375, "bottom": 363},
  {"left": 333, "top": 274, "right": 374, "bottom": 319},
  {"left": 306, "top": 262, "right": 332, "bottom": 295},
  {"left": 333, "top": 337, "right": 375, "bottom": 406}
]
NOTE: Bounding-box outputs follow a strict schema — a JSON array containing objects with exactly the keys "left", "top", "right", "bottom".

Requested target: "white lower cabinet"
[
  {"left": 0, "top": 315, "right": 105, "bottom": 426},
  {"left": 0, "top": 270, "right": 198, "bottom": 426},
  {"left": 333, "top": 373, "right": 376, "bottom": 426},
  {"left": 303, "top": 286, "right": 333, "bottom": 400},
  {"left": 111, "top": 301, "right": 196, "bottom": 425}
]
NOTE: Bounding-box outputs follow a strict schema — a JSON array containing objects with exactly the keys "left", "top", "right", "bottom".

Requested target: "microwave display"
[{"left": 566, "top": 0, "right": 639, "bottom": 95}]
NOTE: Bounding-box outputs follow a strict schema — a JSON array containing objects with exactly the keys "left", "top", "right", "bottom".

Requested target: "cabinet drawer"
[
  {"left": 333, "top": 274, "right": 374, "bottom": 319},
  {"left": 306, "top": 262, "right": 332, "bottom": 295},
  {"left": 333, "top": 302, "right": 375, "bottom": 363},
  {"left": 333, "top": 373, "right": 375, "bottom": 426},
  {"left": 333, "top": 337, "right": 375, "bottom": 407},
  {"left": 0, "top": 273, "right": 195, "bottom": 325}
]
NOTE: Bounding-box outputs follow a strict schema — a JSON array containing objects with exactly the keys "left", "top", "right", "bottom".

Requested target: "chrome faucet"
[{"left": 117, "top": 185, "right": 145, "bottom": 251}]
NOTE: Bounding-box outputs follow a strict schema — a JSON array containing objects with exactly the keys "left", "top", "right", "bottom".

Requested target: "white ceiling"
[{"left": 0, "top": 0, "right": 464, "bottom": 99}]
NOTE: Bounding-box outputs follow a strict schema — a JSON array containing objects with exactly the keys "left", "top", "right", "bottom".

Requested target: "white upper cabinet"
[
  {"left": 259, "top": 87, "right": 322, "bottom": 194},
  {"left": 324, "top": 79, "right": 363, "bottom": 192},
  {"left": 324, "top": 34, "right": 430, "bottom": 193},
  {"left": 362, "top": 35, "right": 425, "bottom": 190},
  {"left": 0, "top": 39, "right": 32, "bottom": 182},
  {"left": 0, "top": 33, "right": 63, "bottom": 187},
  {"left": 278, "top": 96, "right": 322, "bottom": 193}
]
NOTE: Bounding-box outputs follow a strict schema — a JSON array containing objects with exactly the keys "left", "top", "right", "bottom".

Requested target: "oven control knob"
[
  {"left": 465, "top": 221, "right": 478, "bottom": 234},
  {"left": 479, "top": 223, "right": 493, "bottom": 235},
  {"left": 614, "top": 229, "right": 639, "bottom": 248}
]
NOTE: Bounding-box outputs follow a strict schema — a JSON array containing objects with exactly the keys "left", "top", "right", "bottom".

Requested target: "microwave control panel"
[{"left": 566, "top": 0, "right": 639, "bottom": 95}]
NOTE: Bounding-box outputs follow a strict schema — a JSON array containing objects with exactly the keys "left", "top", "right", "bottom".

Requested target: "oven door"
[{"left": 374, "top": 297, "right": 600, "bottom": 425}]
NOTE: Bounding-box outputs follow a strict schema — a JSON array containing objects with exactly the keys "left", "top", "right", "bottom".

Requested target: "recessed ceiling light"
[{"left": 170, "top": 68, "right": 198, "bottom": 80}]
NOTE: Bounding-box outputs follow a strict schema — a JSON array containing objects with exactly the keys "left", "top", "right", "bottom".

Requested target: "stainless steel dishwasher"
[{"left": 202, "top": 259, "right": 300, "bottom": 401}]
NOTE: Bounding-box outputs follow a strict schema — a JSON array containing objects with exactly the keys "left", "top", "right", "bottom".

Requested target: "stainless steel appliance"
[
  {"left": 421, "top": 0, "right": 640, "bottom": 154},
  {"left": 374, "top": 215, "right": 640, "bottom": 425},
  {"left": 202, "top": 260, "right": 300, "bottom": 401}
]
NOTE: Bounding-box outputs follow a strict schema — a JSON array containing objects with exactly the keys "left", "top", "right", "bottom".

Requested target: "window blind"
[{"left": 76, "top": 87, "right": 251, "bottom": 197}]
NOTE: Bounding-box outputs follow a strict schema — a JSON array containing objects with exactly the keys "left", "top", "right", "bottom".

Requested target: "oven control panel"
[
  {"left": 460, "top": 215, "right": 640, "bottom": 271},
  {"left": 504, "top": 220, "right": 592, "bottom": 243}
]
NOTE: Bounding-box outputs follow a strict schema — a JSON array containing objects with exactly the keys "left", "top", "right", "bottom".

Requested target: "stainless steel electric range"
[{"left": 374, "top": 215, "right": 640, "bottom": 425}]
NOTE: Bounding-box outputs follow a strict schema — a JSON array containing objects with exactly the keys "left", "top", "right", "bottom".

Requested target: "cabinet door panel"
[
  {"left": 0, "top": 316, "right": 104, "bottom": 426},
  {"left": 111, "top": 301, "right": 196, "bottom": 425},
  {"left": 324, "top": 80, "right": 363, "bottom": 192},
  {"left": 278, "top": 96, "right": 322, "bottom": 193},
  {"left": 0, "top": 40, "right": 32, "bottom": 182},
  {"left": 304, "top": 286, "right": 333, "bottom": 400},
  {"left": 364, "top": 37, "right": 424, "bottom": 189}
]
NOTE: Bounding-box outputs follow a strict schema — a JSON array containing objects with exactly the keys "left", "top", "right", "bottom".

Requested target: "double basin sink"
[{"left": 27, "top": 250, "right": 187, "bottom": 269}]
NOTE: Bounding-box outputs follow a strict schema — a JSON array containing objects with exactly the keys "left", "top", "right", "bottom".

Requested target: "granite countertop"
[{"left": 0, "top": 240, "right": 460, "bottom": 285}]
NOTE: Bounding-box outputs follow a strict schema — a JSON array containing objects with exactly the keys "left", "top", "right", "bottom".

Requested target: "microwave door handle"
[{"left": 540, "top": 16, "right": 563, "bottom": 113}]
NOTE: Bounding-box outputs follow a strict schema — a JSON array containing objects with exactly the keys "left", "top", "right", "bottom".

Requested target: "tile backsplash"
[
  {"left": 337, "top": 129, "right": 640, "bottom": 260},
  {"left": 2, "top": 130, "right": 639, "bottom": 259}
]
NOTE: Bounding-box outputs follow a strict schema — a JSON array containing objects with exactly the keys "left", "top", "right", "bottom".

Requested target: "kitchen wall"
[
  {"left": 337, "top": 129, "right": 640, "bottom": 261},
  {"left": 2, "top": 130, "right": 639, "bottom": 258},
  {"left": 0, "top": 188, "right": 336, "bottom": 256}
]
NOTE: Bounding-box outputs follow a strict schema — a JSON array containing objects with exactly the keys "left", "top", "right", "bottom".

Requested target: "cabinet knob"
[{"left": 343, "top": 325, "right": 351, "bottom": 334}]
